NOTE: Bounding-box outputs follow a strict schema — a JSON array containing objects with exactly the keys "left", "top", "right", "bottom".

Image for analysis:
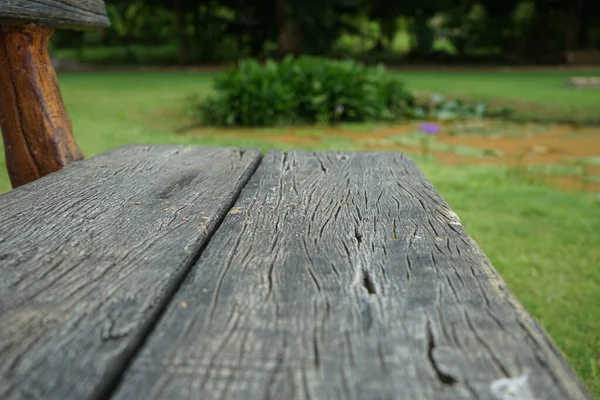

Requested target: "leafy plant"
[
  {"left": 196, "top": 58, "right": 514, "bottom": 127},
  {"left": 197, "top": 56, "right": 414, "bottom": 127}
]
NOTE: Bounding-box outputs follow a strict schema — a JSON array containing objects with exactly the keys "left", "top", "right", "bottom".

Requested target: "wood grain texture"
[
  {"left": 0, "top": 25, "right": 83, "bottom": 188},
  {"left": 113, "top": 150, "right": 591, "bottom": 400},
  {"left": 0, "top": 145, "right": 261, "bottom": 400},
  {"left": 0, "top": 0, "right": 109, "bottom": 28}
]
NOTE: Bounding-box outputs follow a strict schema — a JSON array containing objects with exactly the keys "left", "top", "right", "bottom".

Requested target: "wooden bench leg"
[{"left": 0, "top": 24, "right": 83, "bottom": 188}]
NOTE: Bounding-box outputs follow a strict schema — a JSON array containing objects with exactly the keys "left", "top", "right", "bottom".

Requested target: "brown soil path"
[{"left": 187, "top": 120, "right": 600, "bottom": 193}]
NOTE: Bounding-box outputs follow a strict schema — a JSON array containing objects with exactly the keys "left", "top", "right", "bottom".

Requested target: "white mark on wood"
[
  {"left": 490, "top": 372, "right": 536, "bottom": 400},
  {"left": 442, "top": 208, "right": 462, "bottom": 225}
]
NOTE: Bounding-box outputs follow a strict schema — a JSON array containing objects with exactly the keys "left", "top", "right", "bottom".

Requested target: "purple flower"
[{"left": 419, "top": 123, "right": 441, "bottom": 135}]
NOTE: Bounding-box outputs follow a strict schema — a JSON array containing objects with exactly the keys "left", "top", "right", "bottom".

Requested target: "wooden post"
[
  {"left": 0, "top": 24, "right": 83, "bottom": 188},
  {"left": 0, "top": 0, "right": 110, "bottom": 189}
]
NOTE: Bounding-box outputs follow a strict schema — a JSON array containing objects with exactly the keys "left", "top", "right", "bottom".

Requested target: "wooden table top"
[{"left": 0, "top": 145, "right": 592, "bottom": 400}]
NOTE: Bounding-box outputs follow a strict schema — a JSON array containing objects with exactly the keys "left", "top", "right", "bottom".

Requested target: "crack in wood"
[
  {"left": 316, "top": 153, "right": 328, "bottom": 174},
  {"left": 361, "top": 267, "right": 377, "bottom": 296},
  {"left": 353, "top": 226, "right": 363, "bottom": 247},
  {"left": 426, "top": 317, "right": 458, "bottom": 386},
  {"left": 98, "top": 150, "right": 592, "bottom": 400}
]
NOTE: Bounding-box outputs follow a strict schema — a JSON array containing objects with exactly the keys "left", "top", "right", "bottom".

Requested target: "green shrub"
[{"left": 197, "top": 56, "right": 415, "bottom": 127}]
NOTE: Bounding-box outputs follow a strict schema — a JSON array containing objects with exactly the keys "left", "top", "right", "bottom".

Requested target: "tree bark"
[
  {"left": 0, "top": 24, "right": 83, "bottom": 188},
  {"left": 564, "top": 0, "right": 583, "bottom": 50},
  {"left": 578, "top": 0, "right": 594, "bottom": 48},
  {"left": 275, "top": 0, "right": 303, "bottom": 56},
  {"left": 175, "top": 0, "right": 188, "bottom": 65},
  {"left": 411, "top": 16, "right": 435, "bottom": 58}
]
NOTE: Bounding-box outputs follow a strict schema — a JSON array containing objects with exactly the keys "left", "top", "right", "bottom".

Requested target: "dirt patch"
[
  {"left": 437, "top": 125, "right": 599, "bottom": 164},
  {"left": 184, "top": 120, "right": 600, "bottom": 193}
]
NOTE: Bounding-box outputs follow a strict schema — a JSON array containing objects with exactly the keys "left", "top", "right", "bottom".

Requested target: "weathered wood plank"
[
  {"left": 113, "top": 150, "right": 591, "bottom": 400},
  {"left": 0, "top": 145, "right": 261, "bottom": 400},
  {"left": 0, "top": 0, "right": 109, "bottom": 28}
]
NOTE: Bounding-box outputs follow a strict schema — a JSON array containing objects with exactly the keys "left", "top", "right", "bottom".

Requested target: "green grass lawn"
[
  {"left": 397, "top": 69, "right": 600, "bottom": 123},
  {"left": 0, "top": 70, "right": 599, "bottom": 396}
]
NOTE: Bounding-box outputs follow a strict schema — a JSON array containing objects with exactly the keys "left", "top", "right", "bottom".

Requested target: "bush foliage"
[
  {"left": 196, "top": 57, "right": 513, "bottom": 127},
  {"left": 198, "top": 57, "right": 415, "bottom": 127}
]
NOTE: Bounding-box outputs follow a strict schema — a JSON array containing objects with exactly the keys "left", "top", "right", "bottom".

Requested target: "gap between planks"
[
  {"left": 108, "top": 149, "right": 591, "bottom": 400},
  {"left": 93, "top": 150, "right": 264, "bottom": 400},
  {"left": 0, "top": 145, "right": 261, "bottom": 400}
]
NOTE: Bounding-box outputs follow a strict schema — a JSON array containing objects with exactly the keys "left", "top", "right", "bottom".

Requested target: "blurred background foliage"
[{"left": 49, "top": 0, "right": 600, "bottom": 66}]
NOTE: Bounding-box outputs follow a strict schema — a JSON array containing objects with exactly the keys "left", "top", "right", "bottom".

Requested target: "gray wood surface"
[
  {"left": 0, "top": 0, "right": 109, "bottom": 28},
  {"left": 0, "top": 145, "right": 261, "bottom": 400},
  {"left": 113, "top": 150, "right": 591, "bottom": 400}
]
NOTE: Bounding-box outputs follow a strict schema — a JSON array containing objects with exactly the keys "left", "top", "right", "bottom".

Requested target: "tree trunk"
[
  {"left": 578, "top": 0, "right": 594, "bottom": 48},
  {"left": 275, "top": 0, "right": 303, "bottom": 56},
  {"left": 193, "top": 9, "right": 203, "bottom": 48},
  {"left": 411, "top": 16, "right": 435, "bottom": 58},
  {"left": 380, "top": 18, "right": 397, "bottom": 47},
  {"left": 175, "top": 0, "right": 188, "bottom": 65},
  {"left": 564, "top": 0, "right": 583, "bottom": 50}
]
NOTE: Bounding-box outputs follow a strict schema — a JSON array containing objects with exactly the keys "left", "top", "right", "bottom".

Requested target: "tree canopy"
[{"left": 51, "top": 0, "right": 600, "bottom": 65}]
